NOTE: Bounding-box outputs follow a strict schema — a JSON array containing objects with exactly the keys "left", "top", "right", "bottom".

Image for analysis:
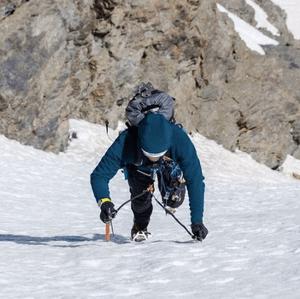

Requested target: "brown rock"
[{"left": 0, "top": 0, "right": 300, "bottom": 170}]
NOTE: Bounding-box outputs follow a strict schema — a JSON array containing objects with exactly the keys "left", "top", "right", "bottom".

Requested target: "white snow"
[
  {"left": 271, "top": 0, "right": 300, "bottom": 39},
  {"left": 281, "top": 154, "right": 300, "bottom": 179},
  {"left": 1, "top": 119, "right": 300, "bottom": 298},
  {"left": 245, "top": 0, "right": 279, "bottom": 36},
  {"left": 217, "top": 4, "right": 279, "bottom": 55}
]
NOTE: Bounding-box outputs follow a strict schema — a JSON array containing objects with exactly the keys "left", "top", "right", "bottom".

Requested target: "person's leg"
[{"left": 127, "top": 167, "right": 154, "bottom": 231}]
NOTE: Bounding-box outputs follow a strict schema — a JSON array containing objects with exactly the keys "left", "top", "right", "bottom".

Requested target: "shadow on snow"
[{"left": 0, "top": 233, "right": 131, "bottom": 247}]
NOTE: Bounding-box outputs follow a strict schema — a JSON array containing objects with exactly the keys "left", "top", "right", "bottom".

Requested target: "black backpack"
[{"left": 125, "top": 82, "right": 175, "bottom": 127}]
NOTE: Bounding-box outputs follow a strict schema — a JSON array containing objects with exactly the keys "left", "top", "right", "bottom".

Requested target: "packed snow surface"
[
  {"left": 1, "top": 119, "right": 300, "bottom": 299},
  {"left": 245, "top": 0, "right": 279, "bottom": 36},
  {"left": 271, "top": 0, "right": 300, "bottom": 39},
  {"left": 217, "top": 4, "right": 279, "bottom": 55},
  {"left": 281, "top": 155, "right": 300, "bottom": 178}
]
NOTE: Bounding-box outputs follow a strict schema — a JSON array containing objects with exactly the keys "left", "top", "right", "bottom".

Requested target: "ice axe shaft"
[{"left": 105, "top": 223, "right": 110, "bottom": 241}]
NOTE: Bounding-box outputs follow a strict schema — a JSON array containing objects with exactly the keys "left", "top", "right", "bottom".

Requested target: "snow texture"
[
  {"left": 281, "top": 155, "right": 300, "bottom": 178},
  {"left": 1, "top": 119, "right": 300, "bottom": 299},
  {"left": 271, "top": 0, "right": 300, "bottom": 39},
  {"left": 217, "top": 4, "right": 279, "bottom": 55},
  {"left": 245, "top": 0, "right": 279, "bottom": 36}
]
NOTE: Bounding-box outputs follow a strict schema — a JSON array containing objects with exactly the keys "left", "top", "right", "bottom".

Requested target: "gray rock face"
[{"left": 0, "top": 0, "right": 300, "bottom": 169}]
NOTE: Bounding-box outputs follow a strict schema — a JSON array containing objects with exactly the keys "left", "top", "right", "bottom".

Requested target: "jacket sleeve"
[
  {"left": 90, "top": 131, "right": 127, "bottom": 203},
  {"left": 174, "top": 128, "right": 205, "bottom": 224}
]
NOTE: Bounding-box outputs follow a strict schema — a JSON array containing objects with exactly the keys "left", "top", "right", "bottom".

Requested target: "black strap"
[
  {"left": 113, "top": 187, "right": 195, "bottom": 240},
  {"left": 105, "top": 120, "right": 109, "bottom": 135},
  {"left": 152, "top": 193, "right": 194, "bottom": 238},
  {"left": 141, "top": 104, "right": 161, "bottom": 113},
  {"left": 115, "top": 189, "right": 149, "bottom": 213}
]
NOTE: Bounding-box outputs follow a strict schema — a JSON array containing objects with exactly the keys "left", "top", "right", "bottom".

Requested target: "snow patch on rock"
[
  {"left": 217, "top": 4, "right": 279, "bottom": 55},
  {"left": 245, "top": 0, "right": 279, "bottom": 36},
  {"left": 271, "top": 0, "right": 300, "bottom": 39}
]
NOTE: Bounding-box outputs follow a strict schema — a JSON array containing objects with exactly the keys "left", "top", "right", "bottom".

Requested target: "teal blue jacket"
[{"left": 90, "top": 124, "right": 205, "bottom": 224}]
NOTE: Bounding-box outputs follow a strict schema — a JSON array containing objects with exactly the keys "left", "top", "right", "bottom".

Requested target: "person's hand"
[
  {"left": 99, "top": 200, "right": 117, "bottom": 223},
  {"left": 191, "top": 223, "right": 208, "bottom": 241}
]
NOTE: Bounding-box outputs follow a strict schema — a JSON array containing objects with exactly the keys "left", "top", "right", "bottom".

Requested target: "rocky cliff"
[{"left": 1, "top": 0, "right": 300, "bottom": 169}]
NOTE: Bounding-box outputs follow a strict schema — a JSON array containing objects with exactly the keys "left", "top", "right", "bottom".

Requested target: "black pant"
[
  {"left": 127, "top": 163, "right": 185, "bottom": 230},
  {"left": 127, "top": 166, "right": 154, "bottom": 230}
]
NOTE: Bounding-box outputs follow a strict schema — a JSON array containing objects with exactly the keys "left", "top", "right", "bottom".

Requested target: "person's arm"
[
  {"left": 174, "top": 128, "right": 205, "bottom": 224},
  {"left": 90, "top": 131, "right": 127, "bottom": 204}
]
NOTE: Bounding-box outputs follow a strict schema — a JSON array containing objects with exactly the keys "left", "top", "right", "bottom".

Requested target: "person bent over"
[{"left": 90, "top": 112, "right": 208, "bottom": 242}]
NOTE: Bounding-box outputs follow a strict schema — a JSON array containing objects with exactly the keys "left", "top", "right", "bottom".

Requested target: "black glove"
[
  {"left": 191, "top": 223, "right": 208, "bottom": 241},
  {"left": 100, "top": 201, "right": 117, "bottom": 223}
]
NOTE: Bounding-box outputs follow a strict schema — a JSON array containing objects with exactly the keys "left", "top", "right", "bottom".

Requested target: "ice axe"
[
  {"left": 105, "top": 220, "right": 114, "bottom": 241},
  {"left": 103, "top": 190, "right": 149, "bottom": 241},
  {"left": 105, "top": 223, "right": 110, "bottom": 241}
]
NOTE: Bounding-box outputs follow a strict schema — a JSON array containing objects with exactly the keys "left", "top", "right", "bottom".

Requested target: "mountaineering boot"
[{"left": 131, "top": 223, "right": 151, "bottom": 242}]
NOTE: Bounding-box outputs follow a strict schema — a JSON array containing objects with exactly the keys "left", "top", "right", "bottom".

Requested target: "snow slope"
[
  {"left": 217, "top": 4, "right": 279, "bottom": 55},
  {"left": 1, "top": 119, "right": 300, "bottom": 299},
  {"left": 271, "top": 0, "right": 300, "bottom": 39}
]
